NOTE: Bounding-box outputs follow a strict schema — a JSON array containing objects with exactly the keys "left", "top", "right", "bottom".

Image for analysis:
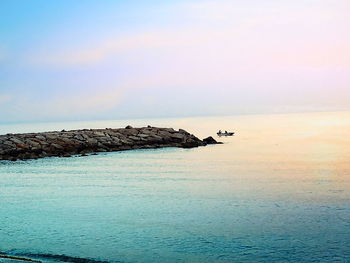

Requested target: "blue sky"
[{"left": 1, "top": 0, "right": 350, "bottom": 123}]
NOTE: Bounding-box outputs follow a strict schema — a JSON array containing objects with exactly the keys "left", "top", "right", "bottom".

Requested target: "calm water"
[{"left": 1, "top": 112, "right": 349, "bottom": 263}]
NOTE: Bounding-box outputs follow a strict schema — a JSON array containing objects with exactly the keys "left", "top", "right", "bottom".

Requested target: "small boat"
[{"left": 217, "top": 130, "right": 234, "bottom": 136}]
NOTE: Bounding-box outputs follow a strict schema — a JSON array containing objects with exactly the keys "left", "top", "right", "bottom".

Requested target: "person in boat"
[
  {"left": 218, "top": 130, "right": 222, "bottom": 135},
  {"left": 225, "top": 130, "right": 228, "bottom": 134}
]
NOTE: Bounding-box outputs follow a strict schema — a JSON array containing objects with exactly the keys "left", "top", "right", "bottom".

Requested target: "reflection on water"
[{"left": 0, "top": 112, "right": 350, "bottom": 263}]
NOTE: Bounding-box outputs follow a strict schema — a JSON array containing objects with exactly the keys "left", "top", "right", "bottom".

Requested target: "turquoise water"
[{"left": 1, "top": 112, "right": 350, "bottom": 263}]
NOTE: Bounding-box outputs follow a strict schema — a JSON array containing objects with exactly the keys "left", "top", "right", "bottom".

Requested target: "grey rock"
[
  {"left": 74, "top": 134, "right": 85, "bottom": 141},
  {"left": 179, "top": 129, "right": 190, "bottom": 135},
  {"left": 203, "top": 136, "right": 221, "bottom": 145},
  {"left": 35, "top": 135, "right": 46, "bottom": 140},
  {"left": 138, "top": 134, "right": 150, "bottom": 138},
  {"left": 0, "top": 127, "right": 221, "bottom": 161},
  {"left": 170, "top": 133, "right": 185, "bottom": 139},
  {"left": 93, "top": 131, "right": 105, "bottom": 137},
  {"left": 51, "top": 143, "right": 64, "bottom": 150},
  {"left": 129, "top": 136, "right": 141, "bottom": 141},
  {"left": 10, "top": 138, "right": 24, "bottom": 144},
  {"left": 26, "top": 140, "right": 41, "bottom": 148}
]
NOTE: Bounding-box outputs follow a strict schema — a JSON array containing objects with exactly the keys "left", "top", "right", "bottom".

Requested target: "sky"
[{"left": 0, "top": 0, "right": 350, "bottom": 123}]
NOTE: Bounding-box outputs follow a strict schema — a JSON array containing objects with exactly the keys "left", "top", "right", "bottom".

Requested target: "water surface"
[{"left": 1, "top": 112, "right": 350, "bottom": 262}]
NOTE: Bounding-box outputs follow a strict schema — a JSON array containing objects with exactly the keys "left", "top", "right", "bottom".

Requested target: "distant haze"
[{"left": 1, "top": 0, "right": 349, "bottom": 123}]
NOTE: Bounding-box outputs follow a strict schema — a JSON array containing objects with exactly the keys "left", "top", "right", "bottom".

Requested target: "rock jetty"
[{"left": 0, "top": 126, "right": 220, "bottom": 161}]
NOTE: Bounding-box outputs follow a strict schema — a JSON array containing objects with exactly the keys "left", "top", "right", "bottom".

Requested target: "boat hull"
[{"left": 217, "top": 132, "right": 234, "bottom": 136}]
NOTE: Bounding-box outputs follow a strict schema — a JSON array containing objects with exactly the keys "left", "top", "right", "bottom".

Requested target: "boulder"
[
  {"left": 203, "top": 136, "right": 222, "bottom": 145},
  {"left": 179, "top": 129, "right": 190, "bottom": 135},
  {"left": 10, "top": 138, "right": 24, "bottom": 145}
]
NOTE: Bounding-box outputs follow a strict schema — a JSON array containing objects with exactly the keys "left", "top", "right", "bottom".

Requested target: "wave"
[
  {"left": 1, "top": 252, "right": 123, "bottom": 263},
  {"left": 0, "top": 253, "right": 41, "bottom": 262}
]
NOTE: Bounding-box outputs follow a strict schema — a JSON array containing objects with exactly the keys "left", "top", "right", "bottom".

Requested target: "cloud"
[
  {"left": 0, "top": 94, "right": 11, "bottom": 104},
  {"left": 3, "top": 0, "right": 350, "bottom": 123},
  {"left": 26, "top": 27, "right": 350, "bottom": 72},
  {"left": 25, "top": 0, "right": 350, "bottom": 71},
  {"left": 27, "top": 28, "right": 217, "bottom": 67},
  {"left": 4, "top": 89, "right": 122, "bottom": 122}
]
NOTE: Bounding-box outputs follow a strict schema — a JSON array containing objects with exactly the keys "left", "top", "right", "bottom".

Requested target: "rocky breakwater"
[{"left": 0, "top": 126, "right": 220, "bottom": 161}]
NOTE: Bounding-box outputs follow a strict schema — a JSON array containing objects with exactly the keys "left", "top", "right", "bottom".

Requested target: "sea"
[{"left": 0, "top": 111, "right": 349, "bottom": 263}]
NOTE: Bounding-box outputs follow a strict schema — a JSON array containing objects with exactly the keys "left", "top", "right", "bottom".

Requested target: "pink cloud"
[
  {"left": 0, "top": 94, "right": 11, "bottom": 104},
  {"left": 8, "top": 89, "right": 122, "bottom": 121}
]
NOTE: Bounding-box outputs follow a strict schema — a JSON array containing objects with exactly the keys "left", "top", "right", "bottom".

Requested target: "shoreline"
[{"left": 0, "top": 126, "right": 219, "bottom": 161}]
